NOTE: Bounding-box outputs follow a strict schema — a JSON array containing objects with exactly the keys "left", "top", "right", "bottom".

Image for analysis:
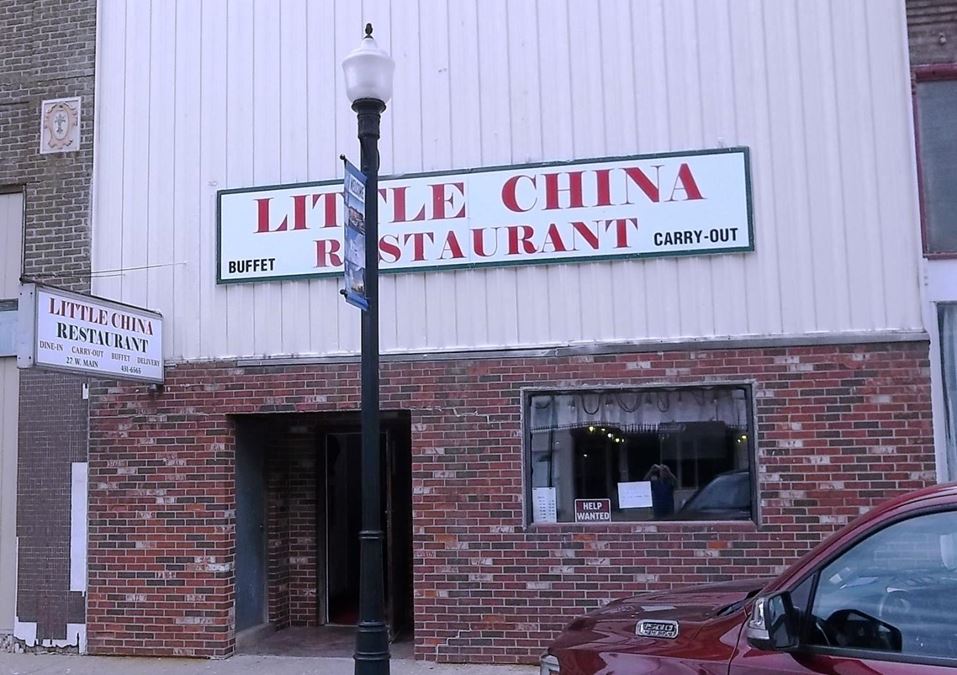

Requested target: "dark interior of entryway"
[
  {"left": 326, "top": 430, "right": 363, "bottom": 625},
  {"left": 234, "top": 411, "right": 413, "bottom": 657}
]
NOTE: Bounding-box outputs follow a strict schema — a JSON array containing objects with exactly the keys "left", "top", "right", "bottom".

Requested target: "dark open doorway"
[
  {"left": 322, "top": 422, "right": 413, "bottom": 639},
  {"left": 233, "top": 412, "right": 413, "bottom": 654},
  {"left": 324, "top": 431, "right": 362, "bottom": 625}
]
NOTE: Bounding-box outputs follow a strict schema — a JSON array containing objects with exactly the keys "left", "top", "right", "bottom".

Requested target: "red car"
[{"left": 542, "top": 483, "right": 957, "bottom": 674}]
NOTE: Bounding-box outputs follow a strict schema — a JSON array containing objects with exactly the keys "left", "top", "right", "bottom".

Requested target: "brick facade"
[
  {"left": 266, "top": 430, "right": 319, "bottom": 629},
  {"left": 908, "top": 0, "right": 957, "bottom": 65},
  {"left": 0, "top": 0, "right": 94, "bottom": 285},
  {"left": 265, "top": 437, "right": 292, "bottom": 631},
  {"left": 16, "top": 370, "right": 88, "bottom": 637},
  {"left": 0, "top": 0, "right": 96, "bottom": 646},
  {"left": 87, "top": 339, "right": 934, "bottom": 663}
]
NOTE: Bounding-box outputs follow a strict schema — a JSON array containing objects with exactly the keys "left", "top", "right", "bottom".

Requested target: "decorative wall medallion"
[{"left": 39, "top": 97, "right": 81, "bottom": 154}]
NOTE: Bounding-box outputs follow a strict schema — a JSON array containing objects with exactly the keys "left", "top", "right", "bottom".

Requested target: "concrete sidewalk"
[{"left": 0, "top": 654, "right": 538, "bottom": 675}]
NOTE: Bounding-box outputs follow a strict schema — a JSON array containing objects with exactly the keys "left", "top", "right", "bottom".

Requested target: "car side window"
[
  {"left": 790, "top": 575, "right": 814, "bottom": 616},
  {"left": 805, "top": 510, "right": 957, "bottom": 661}
]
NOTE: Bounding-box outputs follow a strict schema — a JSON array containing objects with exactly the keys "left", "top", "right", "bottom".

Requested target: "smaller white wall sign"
[
  {"left": 39, "top": 97, "right": 81, "bottom": 154},
  {"left": 17, "top": 283, "right": 164, "bottom": 383}
]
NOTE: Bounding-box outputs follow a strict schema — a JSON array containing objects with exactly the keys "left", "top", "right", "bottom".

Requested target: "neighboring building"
[
  {"left": 0, "top": 0, "right": 96, "bottom": 652},
  {"left": 0, "top": 191, "right": 21, "bottom": 650},
  {"left": 78, "top": 0, "right": 935, "bottom": 664},
  {"left": 908, "top": 1, "right": 957, "bottom": 486}
]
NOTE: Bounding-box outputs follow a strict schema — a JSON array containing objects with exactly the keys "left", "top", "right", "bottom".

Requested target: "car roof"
[{"left": 860, "top": 481, "right": 957, "bottom": 520}]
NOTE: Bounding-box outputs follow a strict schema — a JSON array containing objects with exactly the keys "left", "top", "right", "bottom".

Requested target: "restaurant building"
[{"left": 77, "top": 0, "right": 934, "bottom": 665}]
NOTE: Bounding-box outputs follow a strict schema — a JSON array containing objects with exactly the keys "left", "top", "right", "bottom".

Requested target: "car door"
[{"left": 731, "top": 508, "right": 957, "bottom": 673}]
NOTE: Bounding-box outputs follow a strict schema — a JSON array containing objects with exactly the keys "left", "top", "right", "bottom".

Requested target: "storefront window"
[
  {"left": 916, "top": 76, "right": 957, "bottom": 255},
  {"left": 940, "top": 304, "right": 957, "bottom": 482},
  {"left": 526, "top": 386, "right": 754, "bottom": 524}
]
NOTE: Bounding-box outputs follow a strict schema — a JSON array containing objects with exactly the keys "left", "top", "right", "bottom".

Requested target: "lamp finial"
[{"left": 365, "top": 23, "right": 373, "bottom": 38}]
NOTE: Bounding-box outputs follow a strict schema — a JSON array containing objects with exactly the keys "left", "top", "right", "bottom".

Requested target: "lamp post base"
[{"left": 354, "top": 527, "right": 389, "bottom": 674}]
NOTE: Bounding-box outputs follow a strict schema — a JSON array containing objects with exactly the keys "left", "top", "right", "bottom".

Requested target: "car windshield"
[{"left": 682, "top": 472, "right": 749, "bottom": 511}]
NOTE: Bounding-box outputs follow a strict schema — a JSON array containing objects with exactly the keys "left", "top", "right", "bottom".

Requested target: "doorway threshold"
[
  {"left": 235, "top": 623, "right": 276, "bottom": 652},
  {"left": 238, "top": 625, "right": 414, "bottom": 660}
]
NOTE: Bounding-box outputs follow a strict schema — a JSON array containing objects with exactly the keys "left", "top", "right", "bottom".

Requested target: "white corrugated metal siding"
[{"left": 91, "top": 0, "right": 923, "bottom": 360}]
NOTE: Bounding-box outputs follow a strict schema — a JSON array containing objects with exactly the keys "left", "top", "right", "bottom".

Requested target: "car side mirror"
[{"left": 746, "top": 592, "right": 799, "bottom": 651}]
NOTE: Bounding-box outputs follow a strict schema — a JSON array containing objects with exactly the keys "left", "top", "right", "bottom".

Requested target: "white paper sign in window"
[
  {"left": 532, "top": 487, "right": 557, "bottom": 523},
  {"left": 618, "top": 481, "right": 653, "bottom": 509}
]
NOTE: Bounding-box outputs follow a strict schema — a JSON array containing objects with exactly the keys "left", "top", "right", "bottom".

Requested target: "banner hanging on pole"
[{"left": 341, "top": 158, "right": 368, "bottom": 310}]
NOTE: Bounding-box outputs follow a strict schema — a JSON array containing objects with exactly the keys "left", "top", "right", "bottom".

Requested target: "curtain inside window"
[{"left": 529, "top": 388, "right": 748, "bottom": 432}]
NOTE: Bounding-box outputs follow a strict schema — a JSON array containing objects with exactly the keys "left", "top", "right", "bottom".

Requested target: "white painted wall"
[
  {"left": 0, "top": 193, "right": 21, "bottom": 299},
  {"left": 0, "top": 192, "right": 22, "bottom": 632},
  {"left": 91, "top": 0, "right": 924, "bottom": 361},
  {"left": 0, "top": 360, "right": 17, "bottom": 633},
  {"left": 70, "top": 463, "right": 87, "bottom": 594}
]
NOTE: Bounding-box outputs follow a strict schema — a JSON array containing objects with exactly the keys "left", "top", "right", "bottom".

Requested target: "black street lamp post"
[{"left": 342, "top": 24, "right": 395, "bottom": 675}]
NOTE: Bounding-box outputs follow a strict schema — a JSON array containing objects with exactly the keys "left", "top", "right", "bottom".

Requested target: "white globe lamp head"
[{"left": 342, "top": 23, "right": 395, "bottom": 106}]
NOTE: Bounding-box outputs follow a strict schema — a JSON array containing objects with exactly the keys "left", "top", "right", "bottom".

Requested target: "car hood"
[
  {"left": 588, "top": 577, "right": 767, "bottom": 625},
  {"left": 549, "top": 577, "right": 771, "bottom": 672}
]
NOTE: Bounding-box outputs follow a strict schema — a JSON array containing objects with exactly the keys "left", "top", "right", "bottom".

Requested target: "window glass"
[
  {"left": 527, "top": 386, "right": 753, "bottom": 523},
  {"left": 790, "top": 575, "right": 814, "bottom": 618},
  {"left": 940, "top": 304, "right": 957, "bottom": 482},
  {"left": 917, "top": 79, "right": 957, "bottom": 254},
  {"left": 806, "top": 510, "right": 957, "bottom": 660}
]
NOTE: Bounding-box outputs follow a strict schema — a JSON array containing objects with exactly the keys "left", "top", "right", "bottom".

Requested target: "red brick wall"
[
  {"left": 265, "top": 429, "right": 318, "bottom": 628},
  {"left": 265, "top": 431, "right": 290, "bottom": 630},
  {"left": 87, "top": 340, "right": 934, "bottom": 663},
  {"left": 287, "top": 439, "right": 318, "bottom": 626}
]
